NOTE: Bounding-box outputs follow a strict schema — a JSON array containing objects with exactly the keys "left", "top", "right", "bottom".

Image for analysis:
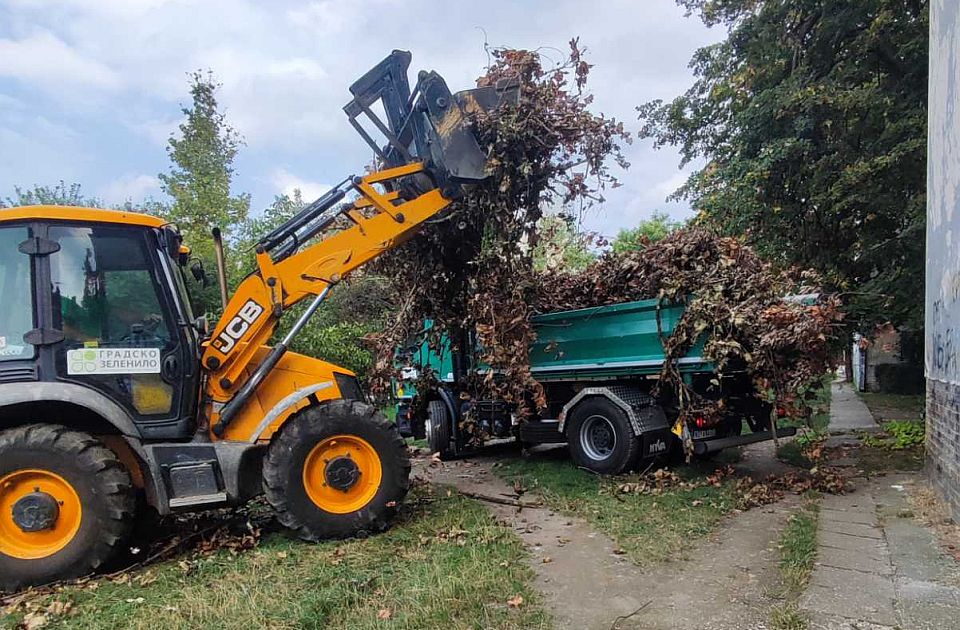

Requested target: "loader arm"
[{"left": 202, "top": 51, "right": 517, "bottom": 437}]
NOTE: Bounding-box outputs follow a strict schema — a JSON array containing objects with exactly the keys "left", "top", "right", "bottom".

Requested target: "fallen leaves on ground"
[
  {"left": 1, "top": 500, "right": 275, "bottom": 612},
  {"left": 611, "top": 463, "right": 847, "bottom": 510}
]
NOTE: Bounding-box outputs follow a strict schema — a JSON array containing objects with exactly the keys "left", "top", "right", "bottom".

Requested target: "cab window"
[
  {"left": 50, "top": 226, "right": 171, "bottom": 348},
  {"left": 49, "top": 225, "right": 176, "bottom": 416},
  {"left": 0, "top": 227, "right": 34, "bottom": 362}
]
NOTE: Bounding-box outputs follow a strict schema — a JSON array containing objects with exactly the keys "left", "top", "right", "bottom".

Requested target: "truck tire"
[
  {"left": 0, "top": 424, "right": 135, "bottom": 593},
  {"left": 426, "top": 400, "right": 453, "bottom": 459},
  {"left": 263, "top": 400, "right": 410, "bottom": 541},
  {"left": 567, "top": 397, "right": 640, "bottom": 475}
]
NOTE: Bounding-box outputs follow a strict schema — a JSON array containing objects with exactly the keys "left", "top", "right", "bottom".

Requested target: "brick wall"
[{"left": 926, "top": 380, "right": 960, "bottom": 521}]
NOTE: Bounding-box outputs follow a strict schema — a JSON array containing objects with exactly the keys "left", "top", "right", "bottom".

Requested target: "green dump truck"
[{"left": 398, "top": 297, "right": 797, "bottom": 474}]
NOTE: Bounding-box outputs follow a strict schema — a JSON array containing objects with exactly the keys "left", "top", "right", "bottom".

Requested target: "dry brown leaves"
[
  {"left": 370, "top": 40, "right": 630, "bottom": 430},
  {"left": 907, "top": 484, "right": 960, "bottom": 562},
  {"left": 1, "top": 502, "right": 273, "bottom": 610},
  {"left": 370, "top": 42, "right": 841, "bottom": 445},
  {"left": 612, "top": 464, "right": 847, "bottom": 510}
]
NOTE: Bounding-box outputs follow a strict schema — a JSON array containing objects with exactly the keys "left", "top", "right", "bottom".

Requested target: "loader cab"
[{"left": 0, "top": 206, "right": 202, "bottom": 440}]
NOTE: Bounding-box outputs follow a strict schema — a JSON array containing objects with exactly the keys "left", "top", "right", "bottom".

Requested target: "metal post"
[{"left": 211, "top": 227, "right": 229, "bottom": 309}]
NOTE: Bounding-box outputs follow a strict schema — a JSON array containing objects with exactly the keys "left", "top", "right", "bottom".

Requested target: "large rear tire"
[
  {"left": 263, "top": 400, "right": 410, "bottom": 541},
  {"left": 0, "top": 424, "right": 135, "bottom": 592},
  {"left": 567, "top": 397, "right": 640, "bottom": 475},
  {"left": 426, "top": 400, "right": 453, "bottom": 459}
]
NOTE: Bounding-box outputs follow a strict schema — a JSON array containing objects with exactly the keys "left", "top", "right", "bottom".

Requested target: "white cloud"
[
  {"left": 653, "top": 170, "right": 692, "bottom": 199},
  {"left": 0, "top": 0, "right": 721, "bottom": 233},
  {"left": 269, "top": 168, "right": 331, "bottom": 200},
  {"left": 100, "top": 174, "right": 162, "bottom": 204},
  {"left": 0, "top": 32, "right": 120, "bottom": 90}
]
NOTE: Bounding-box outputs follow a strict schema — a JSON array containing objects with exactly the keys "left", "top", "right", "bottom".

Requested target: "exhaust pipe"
[{"left": 211, "top": 227, "right": 229, "bottom": 309}]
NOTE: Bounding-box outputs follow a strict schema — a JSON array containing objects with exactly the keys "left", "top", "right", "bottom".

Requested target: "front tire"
[
  {"left": 0, "top": 425, "right": 135, "bottom": 592},
  {"left": 567, "top": 398, "right": 640, "bottom": 475},
  {"left": 263, "top": 400, "right": 410, "bottom": 541}
]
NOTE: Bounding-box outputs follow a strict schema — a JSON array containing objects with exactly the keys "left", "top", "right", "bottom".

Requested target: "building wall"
[{"left": 926, "top": 0, "right": 960, "bottom": 520}]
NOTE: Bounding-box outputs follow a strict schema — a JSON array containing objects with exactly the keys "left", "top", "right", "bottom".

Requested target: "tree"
[
  {"left": 159, "top": 71, "right": 251, "bottom": 315},
  {"left": 638, "top": 0, "right": 928, "bottom": 331},
  {"left": 532, "top": 214, "right": 597, "bottom": 272},
  {"left": 612, "top": 211, "right": 683, "bottom": 253},
  {"left": 2, "top": 182, "right": 101, "bottom": 208}
]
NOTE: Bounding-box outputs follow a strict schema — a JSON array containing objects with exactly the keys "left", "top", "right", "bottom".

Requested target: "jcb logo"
[{"left": 213, "top": 300, "right": 264, "bottom": 353}]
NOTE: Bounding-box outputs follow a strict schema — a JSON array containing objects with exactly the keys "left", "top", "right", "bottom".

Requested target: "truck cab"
[{"left": 0, "top": 207, "right": 202, "bottom": 441}]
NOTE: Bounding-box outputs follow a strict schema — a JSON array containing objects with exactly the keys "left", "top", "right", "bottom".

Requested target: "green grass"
[
  {"left": 857, "top": 392, "right": 924, "bottom": 423},
  {"left": 1, "top": 489, "right": 549, "bottom": 630},
  {"left": 770, "top": 492, "right": 820, "bottom": 630},
  {"left": 495, "top": 454, "right": 738, "bottom": 566}
]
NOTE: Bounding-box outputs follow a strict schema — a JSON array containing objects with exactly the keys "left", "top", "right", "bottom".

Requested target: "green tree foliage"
[
  {"left": 612, "top": 211, "right": 683, "bottom": 253},
  {"left": 237, "top": 190, "right": 392, "bottom": 378},
  {"left": 2, "top": 182, "right": 101, "bottom": 208},
  {"left": 532, "top": 215, "right": 596, "bottom": 272},
  {"left": 638, "top": 0, "right": 928, "bottom": 330},
  {"left": 159, "top": 71, "right": 251, "bottom": 316}
]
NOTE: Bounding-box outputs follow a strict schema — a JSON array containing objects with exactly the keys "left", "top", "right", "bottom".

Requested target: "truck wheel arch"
[
  {"left": 558, "top": 386, "right": 663, "bottom": 436},
  {"left": 0, "top": 382, "right": 140, "bottom": 437}
]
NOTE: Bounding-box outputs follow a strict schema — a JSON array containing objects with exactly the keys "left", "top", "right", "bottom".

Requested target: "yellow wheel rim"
[
  {"left": 303, "top": 435, "right": 383, "bottom": 514},
  {"left": 0, "top": 469, "right": 82, "bottom": 560}
]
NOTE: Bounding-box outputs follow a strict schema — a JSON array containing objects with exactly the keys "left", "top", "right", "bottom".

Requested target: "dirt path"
[{"left": 415, "top": 451, "right": 797, "bottom": 630}]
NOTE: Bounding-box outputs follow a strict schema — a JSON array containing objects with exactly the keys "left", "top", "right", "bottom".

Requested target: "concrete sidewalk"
[
  {"left": 800, "top": 477, "right": 960, "bottom": 629},
  {"left": 797, "top": 381, "right": 960, "bottom": 628},
  {"left": 828, "top": 381, "right": 878, "bottom": 432}
]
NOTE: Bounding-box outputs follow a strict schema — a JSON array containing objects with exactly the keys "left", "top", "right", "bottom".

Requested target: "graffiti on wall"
[{"left": 927, "top": 0, "right": 960, "bottom": 386}]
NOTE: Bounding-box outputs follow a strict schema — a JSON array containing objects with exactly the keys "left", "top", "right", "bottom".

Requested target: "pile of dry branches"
[
  {"left": 371, "top": 42, "right": 840, "bottom": 430},
  {"left": 371, "top": 40, "right": 629, "bottom": 410},
  {"left": 535, "top": 229, "right": 842, "bottom": 423}
]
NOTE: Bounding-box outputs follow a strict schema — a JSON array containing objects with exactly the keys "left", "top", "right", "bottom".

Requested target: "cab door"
[{"left": 44, "top": 223, "right": 195, "bottom": 439}]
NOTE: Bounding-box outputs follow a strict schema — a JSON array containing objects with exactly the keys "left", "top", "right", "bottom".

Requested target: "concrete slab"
[
  {"left": 885, "top": 519, "right": 960, "bottom": 583},
  {"left": 897, "top": 577, "right": 960, "bottom": 606},
  {"left": 824, "top": 435, "right": 863, "bottom": 449},
  {"left": 821, "top": 494, "right": 876, "bottom": 514},
  {"left": 820, "top": 508, "right": 878, "bottom": 526},
  {"left": 801, "top": 566, "right": 897, "bottom": 626},
  {"left": 820, "top": 520, "right": 884, "bottom": 539},
  {"left": 806, "top": 612, "right": 896, "bottom": 630},
  {"left": 898, "top": 600, "right": 960, "bottom": 630},
  {"left": 828, "top": 382, "right": 878, "bottom": 432},
  {"left": 819, "top": 530, "right": 887, "bottom": 553},
  {"left": 830, "top": 456, "right": 861, "bottom": 467},
  {"left": 816, "top": 546, "right": 893, "bottom": 575}
]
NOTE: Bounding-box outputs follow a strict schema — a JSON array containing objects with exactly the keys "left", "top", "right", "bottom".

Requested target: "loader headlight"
[{"left": 334, "top": 373, "right": 365, "bottom": 401}]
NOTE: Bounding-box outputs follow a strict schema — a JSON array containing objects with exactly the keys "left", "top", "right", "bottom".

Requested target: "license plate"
[{"left": 692, "top": 429, "right": 716, "bottom": 440}]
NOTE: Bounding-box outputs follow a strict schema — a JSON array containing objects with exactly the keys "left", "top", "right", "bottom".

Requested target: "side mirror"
[
  {"left": 190, "top": 260, "right": 210, "bottom": 287},
  {"left": 162, "top": 226, "right": 182, "bottom": 260}
]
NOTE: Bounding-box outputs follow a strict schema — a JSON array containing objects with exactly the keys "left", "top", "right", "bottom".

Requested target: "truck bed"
[{"left": 529, "top": 298, "right": 710, "bottom": 381}]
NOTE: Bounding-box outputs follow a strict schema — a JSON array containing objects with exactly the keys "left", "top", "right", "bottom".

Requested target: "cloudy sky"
[{"left": 0, "top": 0, "right": 720, "bottom": 237}]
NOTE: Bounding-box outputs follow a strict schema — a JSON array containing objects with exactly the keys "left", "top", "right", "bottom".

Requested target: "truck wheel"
[
  {"left": 0, "top": 424, "right": 135, "bottom": 592},
  {"left": 263, "top": 400, "right": 410, "bottom": 541},
  {"left": 426, "top": 400, "right": 453, "bottom": 458},
  {"left": 567, "top": 398, "right": 639, "bottom": 475}
]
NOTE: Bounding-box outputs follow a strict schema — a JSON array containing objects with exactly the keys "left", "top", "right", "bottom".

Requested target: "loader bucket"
[{"left": 344, "top": 51, "right": 518, "bottom": 193}]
